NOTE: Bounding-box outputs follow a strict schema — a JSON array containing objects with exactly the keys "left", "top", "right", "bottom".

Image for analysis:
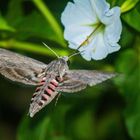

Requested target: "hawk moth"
[{"left": 0, "top": 48, "right": 116, "bottom": 117}]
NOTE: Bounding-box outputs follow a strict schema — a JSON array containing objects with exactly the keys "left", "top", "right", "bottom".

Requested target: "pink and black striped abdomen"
[{"left": 29, "top": 76, "right": 61, "bottom": 117}]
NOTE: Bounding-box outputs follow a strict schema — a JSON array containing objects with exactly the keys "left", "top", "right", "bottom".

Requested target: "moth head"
[
  {"left": 58, "top": 57, "right": 69, "bottom": 78},
  {"left": 61, "top": 56, "right": 69, "bottom": 61}
]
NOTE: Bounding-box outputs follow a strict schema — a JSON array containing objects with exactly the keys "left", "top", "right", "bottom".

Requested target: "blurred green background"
[{"left": 0, "top": 0, "right": 139, "bottom": 140}]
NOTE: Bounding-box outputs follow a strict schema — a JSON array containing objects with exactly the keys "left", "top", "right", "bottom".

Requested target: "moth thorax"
[
  {"left": 58, "top": 58, "right": 69, "bottom": 78},
  {"left": 44, "top": 58, "right": 68, "bottom": 78},
  {"left": 61, "top": 56, "right": 69, "bottom": 61}
]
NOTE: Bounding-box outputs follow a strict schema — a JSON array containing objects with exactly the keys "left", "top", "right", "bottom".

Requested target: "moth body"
[
  {"left": 0, "top": 48, "right": 117, "bottom": 117},
  {"left": 29, "top": 57, "right": 68, "bottom": 117}
]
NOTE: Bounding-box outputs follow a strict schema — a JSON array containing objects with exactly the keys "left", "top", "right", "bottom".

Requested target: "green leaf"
[
  {"left": 122, "top": 5, "right": 140, "bottom": 32},
  {"left": 70, "top": 110, "right": 95, "bottom": 140},
  {"left": 119, "top": 25, "right": 135, "bottom": 48},
  {"left": 125, "top": 114, "right": 140, "bottom": 140},
  {"left": 32, "top": 0, "right": 65, "bottom": 46},
  {"left": 114, "top": 47, "right": 140, "bottom": 139},
  {"left": 107, "top": 0, "right": 124, "bottom": 7},
  {"left": 6, "top": 0, "right": 23, "bottom": 22},
  {"left": 11, "top": 11, "right": 62, "bottom": 43},
  {"left": 17, "top": 116, "right": 51, "bottom": 140},
  {"left": 6, "top": 0, "right": 65, "bottom": 46},
  {"left": 0, "top": 40, "right": 68, "bottom": 56},
  {"left": 121, "top": 0, "right": 140, "bottom": 13},
  {"left": 17, "top": 104, "right": 72, "bottom": 140},
  {"left": 115, "top": 49, "right": 139, "bottom": 94},
  {"left": 124, "top": 68, "right": 140, "bottom": 139},
  {"left": 0, "top": 14, "right": 15, "bottom": 32}
]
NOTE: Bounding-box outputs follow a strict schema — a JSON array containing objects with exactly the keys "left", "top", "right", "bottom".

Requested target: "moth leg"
[{"left": 55, "top": 93, "right": 61, "bottom": 106}]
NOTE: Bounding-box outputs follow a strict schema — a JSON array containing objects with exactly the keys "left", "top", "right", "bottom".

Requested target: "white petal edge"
[
  {"left": 90, "top": 0, "right": 110, "bottom": 21},
  {"left": 61, "top": 0, "right": 99, "bottom": 49},
  {"left": 79, "top": 31, "right": 108, "bottom": 60},
  {"left": 104, "top": 7, "right": 122, "bottom": 43}
]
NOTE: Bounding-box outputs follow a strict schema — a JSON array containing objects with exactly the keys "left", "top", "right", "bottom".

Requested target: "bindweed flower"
[{"left": 61, "top": 0, "right": 122, "bottom": 61}]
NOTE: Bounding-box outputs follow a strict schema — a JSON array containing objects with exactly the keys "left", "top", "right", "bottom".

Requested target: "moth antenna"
[
  {"left": 68, "top": 50, "right": 85, "bottom": 59},
  {"left": 55, "top": 93, "right": 61, "bottom": 106},
  {"left": 42, "top": 42, "right": 59, "bottom": 58}
]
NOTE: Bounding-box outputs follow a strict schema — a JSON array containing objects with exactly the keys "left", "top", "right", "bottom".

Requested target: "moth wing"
[
  {"left": 57, "top": 70, "right": 117, "bottom": 93},
  {"left": 0, "top": 48, "right": 47, "bottom": 86}
]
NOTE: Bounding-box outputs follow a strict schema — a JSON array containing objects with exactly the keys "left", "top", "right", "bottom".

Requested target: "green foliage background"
[{"left": 0, "top": 0, "right": 139, "bottom": 140}]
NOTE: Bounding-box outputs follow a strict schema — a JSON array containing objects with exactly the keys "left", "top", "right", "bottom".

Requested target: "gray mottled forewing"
[
  {"left": 56, "top": 70, "right": 117, "bottom": 93},
  {"left": 0, "top": 48, "right": 47, "bottom": 86}
]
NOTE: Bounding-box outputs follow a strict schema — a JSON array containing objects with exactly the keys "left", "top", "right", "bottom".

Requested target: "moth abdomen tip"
[
  {"left": 27, "top": 111, "right": 34, "bottom": 118},
  {"left": 29, "top": 112, "right": 34, "bottom": 118}
]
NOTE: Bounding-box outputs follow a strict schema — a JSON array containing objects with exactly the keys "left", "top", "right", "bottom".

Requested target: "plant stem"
[
  {"left": 0, "top": 40, "right": 68, "bottom": 57},
  {"left": 32, "top": 0, "right": 66, "bottom": 47}
]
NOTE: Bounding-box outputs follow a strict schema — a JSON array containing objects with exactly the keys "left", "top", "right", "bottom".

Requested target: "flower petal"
[
  {"left": 61, "top": 0, "right": 97, "bottom": 26},
  {"left": 107, "top": 42, "right": 120, "bottom": 54},
  {"left": 91, "top": 32, "right": 108, "bottom": 60},
  {"left": 104, "top": 7, "right": 122, "bottom": 43},
  {"left": 80, "top": 49, "right": 92, "bottom": 61},
  {"left": 61, "top": 0, "right": 99, "bottom": 48},
  {"left": 64, "top": 25, "right": 93, "bottom": 48},
  {"left": 61, "top": 0, "right": 122, "bottom": 61},
  {"left": 79, "top": 37, "right": 96, "bottom": 61},
  {"left": 79, "top": 31, "right": 108, "bottom": 60},
  {"left": 90, "top": 0, "right": 110, "bottom": 21}
]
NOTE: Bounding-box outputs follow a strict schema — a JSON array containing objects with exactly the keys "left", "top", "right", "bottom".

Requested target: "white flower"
[{"left": 61, "top": 0, "right": 122, "bottom": 61}]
